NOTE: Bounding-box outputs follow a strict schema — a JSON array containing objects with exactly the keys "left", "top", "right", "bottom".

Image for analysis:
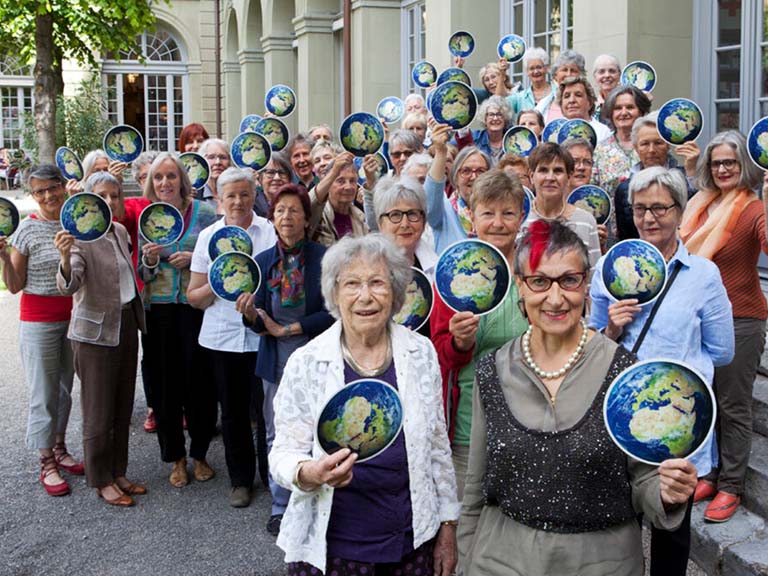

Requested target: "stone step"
[
  {"left": 744, "top": 433, "right": 768, "bottom": 519},
  {"left": 754, "top": 374, "right": 768, "bottom": 438}
]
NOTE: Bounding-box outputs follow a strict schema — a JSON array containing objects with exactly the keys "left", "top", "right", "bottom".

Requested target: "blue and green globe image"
[
  {"left": 602, "top": 239, "right": 666, "bottom": 305},
  {"left": 621, "top": 61, "right": 657, "bottom": 92},
  {"left": 435, "top": 239, "right": 510, "bottom": 315},
  {"left": 393, "top": 267, "right": 433, "bottom": 331},
  {"left": 377, "top": 97, "right": 405, "bottom": 124},
  {"left": 231, "top": 132, "right": 271, "bottom": 170},
  {"left": 340, "top": 113, "right": 385, "bottom": 157},
  {"left": 208, "top": 252, "right": 261, "bottom": 302},
  {"left": 503, "top": 126, "right": 538, "bottom": 157},
  {"left": 317, "top": 379, "right": 404, "bottom": 463},
  {"left": 557, "top": 119, "right": 597, "bottom": 150},
  {"left": 542, "top": 118, "right": 567, "bottom": 143},
  {"left": 522, "top": 186, "right": 534, "bottom": 221},
  {"left": 179, "top": 152, "right": 210, "bottom": 190},
  {"left": 412, "top": 60, "right": 437, "bottom": 88},
  {"left": 103, "top": 125, "right": 143, "bottom": 163},
  {"left": 60, "top": 193, "right": 111, "bottom": 242},
  {"left": 239, "top": 114, "right": 262, "bottom": 133},
  {"left": 265, "top": 85, "right": 296, "bottom": 117},
  {"left": 657, "top": 98, "right": 703, "bottom": 145},
  {"left": 567, "top": 185, "right": 612, "bottom": 225},
  {"left": 55, "top": 147, "right": 83, "bottom": 182},
  {"left": 430, "top": 81, "right": 477, "bottom": 130},
  {"left": 208, "top": 225, "right": 254, "bottom": 260},
  {"left": 353, "top": 153, "right": 388, "bottom": 186},
  {"left": 437, "top": 67, "right": 472, "bottom": 87},
  {"left": 139, "top": 203, "right": 183, "bottom": 245},
  {"left": 497, "top": 34, "right": 526, "bottom": 62},
  {"left": 0, "top": 197, "right": 20, "bottom": 237},
  {"left": 255, "top": 117, "right": 289, "bottom": 152},
  {"left": 604, "top": 360, "right": 715, "bottom": 465},
  {"left": 449, "top": 31, "right": 475, "bottom": 58},
  {"left": 747, "top": 117, "right": 768, "bottom": 170}
]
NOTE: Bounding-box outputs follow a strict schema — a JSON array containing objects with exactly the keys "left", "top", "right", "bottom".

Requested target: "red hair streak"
[{"left": 525, "top": 220, "right": 551, "bottom": 272}]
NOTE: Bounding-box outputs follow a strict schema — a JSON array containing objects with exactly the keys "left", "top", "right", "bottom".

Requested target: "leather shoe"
[
  {"left": 704, "top": 491, "right": 741, "bottom": 522},
  {"left": 118, "top": 480, "right": 148, "bottom": 496},
  {"left": 229, "top": 486, "right": 252, "bottom": 508},
  {"left": 40, "top": 455, "right": 70, "bottom": 497},
  {"left": 170, "top": 458, "right": 188, "bottom": 487},
  {"left": 193, "top": 459, "right": 215, "bottom": 482},
  {"left": 53, "top": 443, "right": 85, "bottom": 475},
  {"left": 143, "top": 411, "right": 157, "bottom": 433},
  {"left": 97, "top": 484, "right": 134, "bottom": 507},
  {"left": 693, "top": 480, "right": 717, "bottom": 504}
]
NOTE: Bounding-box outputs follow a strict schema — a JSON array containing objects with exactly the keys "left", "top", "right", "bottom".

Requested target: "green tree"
[{"left": 0, "top": 1, "right": 168, "bottom": 163}]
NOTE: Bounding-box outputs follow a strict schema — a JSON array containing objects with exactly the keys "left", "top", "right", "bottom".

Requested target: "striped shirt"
[{"left": 11, "top": 216, "right": 65, "bottom": 296}]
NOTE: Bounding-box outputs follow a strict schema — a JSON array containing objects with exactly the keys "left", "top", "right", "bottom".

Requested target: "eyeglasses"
[
  {"left": 631, "top": 203, "right": 678, "bottom": 218},
  {"left": 709, "top": 159, "right": 739, "bottom": 171},
  {"left": 136, "top": 174, "right": 148, "bottom": 186},
  {"left": 30, "top": 182, "right": 63, "bottom": 198},
  {"left": 486, "top": 112, "right": 504, "bottom": 119},
  {"left": 337, "top": 275, "right": 391, "bottom": 295},
  {"left": 205, "top": 154, "right": 229, "bottom": 163},
  {"left": 458, "top": 166, "right": 488, "bottom": 178},
  {"left": 574, "top": 158, "right": 594, "bottom": 168},
  {"left": 380, "top": 209, "right": 424, "bottom": 223},
  {"left": 263, "top": 169, "right": 289, "bottom": 179},
  {"left": 520, "top": 272, "right": 587, "bottom": 292},
  {"left": 527, "top": 65, "right": 546, "bottom": 72},
  {"left": 390, "top": 150, "right": 415, "bottom": 159}
]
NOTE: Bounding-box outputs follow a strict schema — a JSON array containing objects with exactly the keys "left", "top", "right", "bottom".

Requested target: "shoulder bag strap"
[{"left": 630, "top": 260, "right": 683, "bottom": 355}]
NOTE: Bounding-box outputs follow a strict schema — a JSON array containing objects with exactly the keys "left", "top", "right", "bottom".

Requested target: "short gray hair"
[
  {"left": 389, "top": 129, "right": 422, "bottom": 151},
  {"left": 450, "top": 146, "right": 491, "bottom": 186},
  {"left": 403, "top": 153, "right": 432, "bottom": 174},
  {"left": 523, "top": 47, "right": 549, "bottom": 68},
  {"left": 82, "top": 149, "right": 109, "bottom": 180},
  {"left": 373, "top": 175, "right": 426, "bottom": 219},
  {"left": 478, "top": 95, "right": 513, "bottom": 129},
  {"left": 552, "top": 49, "right": 586, "bottom": 76},
  {"left": 628, "top": 166, "right": 688, "bottom": 211},
  {"left": 694, "top": 130, "right": 763, "bottom": 192},
  {"left": 132, "top": 151, "right": 159, "bottom": 177},
  {"left": 26, "top": 164, "right": 66, "bottom": 190},
  {"left": 321, "top": 233, "right": 413, "bottom": 319},
  {"left": 592, "top": 54, "right": 621, "bottom": 75},
  {"left": 630, "top": 111, "right": 660, "bottom": 147},
  {"left": 404, "top": 93, "right": 425, "bottom": 107},
  {"left": 561, "top": 137, "right": 594, "bottom": 155},
  {"left": 199, "top": 138, "right": 230, "bottom": 159},
  {"left": 84, "top": 171, "right": 122, "bottom": 196},
  {"left": 217, "top": 166, "right": 256, "bottom": 195}
]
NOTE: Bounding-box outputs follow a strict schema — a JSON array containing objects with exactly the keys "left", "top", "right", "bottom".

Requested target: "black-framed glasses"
[
  {"left": 630, "top": 203, "right": 678, "bottom": 218},
  {"left": 520, "top": 272, "right": 588, "bottom": 292},
  {"left": 263, "top": 169, "right": 289, "bottom": 179},
  {"left": 709, "top": 159, "right": 739, "bottom": 171},
  {"left": 380, "top": 209, "right": 424, "bottom": 223},
  {"left": 30, "top": 182, "right": 63, "bottom": 198}
]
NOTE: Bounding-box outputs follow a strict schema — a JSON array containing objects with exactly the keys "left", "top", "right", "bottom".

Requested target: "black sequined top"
[{"left": 477, "top": 346, "right": 637, "bottom": 533}]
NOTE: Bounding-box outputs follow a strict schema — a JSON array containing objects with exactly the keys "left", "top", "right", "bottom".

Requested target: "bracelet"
[
  {"left": 283, "top": 324, "right": 291, "bottom": 338},
  {"left": 293, "top": 460, "right": 313, "bottom": 491},
  {"left": 141, "top": 254, "right": 160, "bottom": 269},
  {"left": 441, "top": 520, "right": 459, "bottom": 526}
]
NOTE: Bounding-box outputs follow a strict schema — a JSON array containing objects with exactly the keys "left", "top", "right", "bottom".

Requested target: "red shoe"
[
  {"left": 40, "top": 454, "right": 70, "bottom": 497},
  {"left": 182, "top": 414, "right": 188, "bottom": 430},
  {"left": 693, "top": 480, "right": 717, "bottom": 503},
  {"left": 704, "top": 491, "right": 741, "bottom": 523},
  {"left": 143, "top": 410, "right": 157, "bottom": 433},
  {"left": 53, "top": 443, "right": 85, "bottom": 475}
]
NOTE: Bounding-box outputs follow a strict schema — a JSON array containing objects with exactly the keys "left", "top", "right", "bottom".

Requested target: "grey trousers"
[
  {"left": 452, "top": 443, "right": 470, "bottom": 502},
  {"left": 710, "top": 317, "right": 766, "bottom": 495}
]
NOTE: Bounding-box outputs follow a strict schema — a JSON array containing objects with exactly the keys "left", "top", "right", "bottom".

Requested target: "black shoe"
[{"left": 266, "top": 514, "right": 283, "bottom": 536}]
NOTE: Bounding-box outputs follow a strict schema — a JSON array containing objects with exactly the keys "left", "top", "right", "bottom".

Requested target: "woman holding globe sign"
[
  {"left": 589, "top": 166, "right": 734, "bottom": 574},
  {"left": 458, "top": 219, "right": 697, "bottom": 575},
  {"left": 269, "top": 234, "right": 459, "bottom": 576}
]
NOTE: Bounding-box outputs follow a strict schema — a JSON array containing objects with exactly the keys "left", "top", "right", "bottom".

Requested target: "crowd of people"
[{"left": 1, "top": 42, "right": 767, "bottom": 576}]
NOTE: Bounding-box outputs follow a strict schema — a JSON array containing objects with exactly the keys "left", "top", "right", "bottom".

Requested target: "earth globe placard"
[
  {"left": 503, "top": 126, "right": 538, "bottom": 157},
  {"left": 55, "top": 147, "right": 83, "bottom": 182},
  {"left": 657, "top": 98, "right": 703, "bottom": 146},
  {"left": 317, "top": 379, "right": 404, "bottom": 463},
  {"left": 435, "top": 239, "right": 511, "bottom": 316},
  {"left": 603, "top": 359, "right": 716, "bottom": 466},
  {"left": 353, "top": 152, "right": 389, "bottom": 186},
  {"left": 0, "top": 197, "right": 20, "bottom": 237},
  {"left": 264, "top": 85, "right": 296, "bottom": 117},
  {"left": 522, "top": 186, "right": 534, "bottom": 221},
  {"left": 208, "top": 252, "right": 261, "bottom": 302},
  {"left": 567, "top": 185, "right": 613, "bottom": 226},
  {"left": 412, "top": 60, "right": 437, "bottom": 88},
  {"left": 449, "top": 30, "right": 475, "bottom": 58},
  {"left": 746, "top": 116, "right": 768, "bottom": 170},
  {"left": 179, "top": 152, "right": 210, "bottom": 190},
  {"left": 376, "top": 97, "right": 405, "bottom": 124},
  {"left": 601, "top": 239, "right": 667, "bottom": 306},
  {"left": 557, "top": 119, "right": 597, "bottom": 150},
  {"left": 621, "top": 61, "right": 657, "bottom": 92},
  {"left": 339, "top": 112, "right": 385, "bottom": 157},
  {"left": 103, "top": 124, "right": 144, "bottom": 164},
  {"left": 393, "top": 267, "right": 434, "bottom": 332},
  {"left": 239, "top": 114, "right": 263, "bottom": 133},
  {"left": 60, "top": 192, "right": 112, "bottom": 243},
  {"left": 429, "top": 81, "right": 478, "bottom": 130},
  {"left": 542, "top": 118, "right": 567, "bottom": 143},
  {"left": 497, "top": 34, "right": 526, "bottom": 63},
  {"left": 437, "top": 67, "right": 472, "bottom": 87},
  {"left": 254, "top": 117, "right": 290, "bottom": 152},
  {"left": 231, "top": 131, "right": 272, "bottom": 171},
  {"left": 139, "top": 202, "right": 184, "bottom": 245},
  {"left": 207, "top": 225, "right": 254, "bottom": 261}
]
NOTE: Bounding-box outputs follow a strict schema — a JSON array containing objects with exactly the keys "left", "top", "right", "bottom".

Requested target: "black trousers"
[
  {"left": 210, "top": 349, "right": 257, "bottom": 488},
  {"left": 143, "top": 304, "right": 216, "bottom": 463},
  {"left": 650, "top": 496, "right": 694, "bottom": 576}
]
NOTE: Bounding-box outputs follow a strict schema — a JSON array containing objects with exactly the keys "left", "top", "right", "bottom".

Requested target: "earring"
[{"left": 517, "top": 298, "right": 529, "bottom": 320}]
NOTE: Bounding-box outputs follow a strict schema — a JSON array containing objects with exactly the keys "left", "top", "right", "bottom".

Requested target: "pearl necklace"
[
  {"left": 531, "top": 199, "right": 566, "bottom": 221},
  {"left": 522, "top": 319, "right": 588, "bottom": 379}
]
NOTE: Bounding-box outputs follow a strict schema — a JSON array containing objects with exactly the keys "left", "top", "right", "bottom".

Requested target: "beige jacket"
[{"left": 308, "top": 188, "right": 367, "bottom": 247}]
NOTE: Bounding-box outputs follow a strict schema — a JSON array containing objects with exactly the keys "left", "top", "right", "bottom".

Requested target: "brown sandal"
[{"left": 40, "top": 454, "right": 70, "bottom": 497}]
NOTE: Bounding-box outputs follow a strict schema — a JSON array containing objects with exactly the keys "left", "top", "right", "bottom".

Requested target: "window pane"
[
  {"left": 760, "top": 99, "right": 768, "bottom": 116},
  {"left": 513, "top": 3, "right": 523, "bottom": 36},
  {"left": 762, "top": 46, "right": 768, "bottom": 96},
  {"left": 535, "top": 0, "right": 548, "bottom": 35},
  {"left": 717, "top": 49, "right": 740, "bottom": 98},
  {"left": 718, "top": 0, "right": 741, "bottom": 46},
  {"left": 764, "top": 0, "right": 768, "bottom": 40},
  {"left": 716, "top": 101, "right": 739, "bottom": 131}
]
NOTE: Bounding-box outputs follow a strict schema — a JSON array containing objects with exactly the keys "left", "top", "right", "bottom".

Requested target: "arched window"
[
  {"left": 0, "top": 55, "right": 33, "bottom": 149},
  {"left": 102, "top": 29, "right": 188, "bottom": 152}
]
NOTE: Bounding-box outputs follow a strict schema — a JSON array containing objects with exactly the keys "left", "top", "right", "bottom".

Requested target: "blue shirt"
[
  {"left": 589, "top": 240, "right": 735, "bottom": 476},
  {"left": 424, "top": 174, "right": 467, "bottom": 254}
]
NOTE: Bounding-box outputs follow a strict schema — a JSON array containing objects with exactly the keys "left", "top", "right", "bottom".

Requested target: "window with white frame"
[
  {"left": 0, "top": 56, "right": 33, "bottom": 150},
  {"left": 500, "top": 0, "right": 573, "bottom": 88},
  {"left": 401, "top": 0, "right": 427, "bottom": 98}
]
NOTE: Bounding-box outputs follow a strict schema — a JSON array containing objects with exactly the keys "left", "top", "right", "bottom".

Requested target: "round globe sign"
[
  {"left": 437, "top": 67, "right": 472, "bottom": 87},
  {"left": 604, "top": 359, "right": 716, "bottom": 466},
  {"left": 497, "top": 34, "right": 526, "bottom": 63},
  {"left": 503, "top": 126, "right": 538, "bottom": 157},
  {"left": 231, "top": 132, "right": 272, "bottom": 171},
  {"left": 435, "top": 239, "right": 511, "bottom": 316},
  {"left": 264, "top": 85, "right": 296, "bottom": 117},
  {"left": 392, "top": 267, "right": 434, "bottom": 332},
  {"left": 522, "top": 186, "right": 534, "bottom": 221},
  {"left": 429, "top": 81, "right": 477, "bottom": 130},
  {"left": 254, "top": 117, "right": 290, "bottom": 152},
  {"left": 376, "top": 97, "right": 405, "bottom": 124},
  {"left": 103, "top": 125, "right": 144, "bottom": 163},
  {"left": 657, "top": 98, "right": 703, "bottom": 146},
  {"left": 139, "top": 202, "right": 184, "bottom": 245},
  {"left": 601, "top": 239, "right": 667, "bottom": 306},
  {"left": 747, "top": 116, "right": 768, "bottom": 170},
  {"left": 567, "top": 185, "right": 613, "bottom": 226},
  {"left": 621, "top": 61, "right": 657, "bottom": 92},
  {"left": 239, "top": 114, "right": 262, "bottom": 133},
  {"left": 353, "top": 152, "right": 389, "bottom": 186},
  {"left": 208, "top": 225, "right": 254, "bottom": 261},
  {"left": 55, "top": 147, "right": 83, "bottom": 182},
  {"left": 557, "top": 119, "right": 597, "bottom": 150},
  {"left": 317, "top": 379, "right": 404, "bottom": 463},
  {"left": 208, "top": 252, "right": 261, "bottom": 302},
  {"left": 60, "top": 192, "right": 112, "bottom": 243},
  {"left": 0, "top": 197, "right": 20, "bottom": 238},
  {"left": 339, "top": 112, "right": 385, "bottom": 157},
  {"left": 542, "top": 118, "right": 567, "bottom": 143},
  {"left": 179, "top": 152, "right": 210, "bottom": 190},
  {"left": 412, "top": 61, "right": 437, "bottom": 88},
  {"left": 448, "top": 30, "right": 475, "bottom": 58}
]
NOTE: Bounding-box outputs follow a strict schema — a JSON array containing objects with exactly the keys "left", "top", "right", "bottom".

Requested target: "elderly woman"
[
  {"left": 592, "top": 54, "right": 622, "bottom": 117},
  {"left": 270, "top": 233, "right": 459, "bottom": 575},
  {"left": 308, "top": 124, "right": 333, "bottom": 145},
  {"left": 402, "top": 113, "right": 428, "bottom": 146},
  {"left": 404, "top": 93, "right": 427, "bottom": 116},
  {"left": 310, "top": 141, "right": 340, "bottom": 181},
  {"left": 592, "top": 86, "right": 652, "bottom": 195},
  {"left": 139, "top": 152, "right": 218, "bottom": 488},
  {"left": 387, "top": 129, "right": 423, "bottom": 177},
  {"left": 501, "top": 47, "right": 555, "bottom": 114},
  {"left": 562, "top": 138, "right": 595, "bottom": 190},
  {"left": 308, "top": 153, "right": 367, "bottom": 246},
  {"left": 558, "top": 75, "right": 612, "bottom": 144},
  {"left": 517, "top": 109, "right": 545, "bottom": 140},
  {"left": 235, "top": 183, "right": 333, "bottom": 534},
  {"left": 186, "top": 167, "right": 277, "bottom": 508},
  {"left": 454, "top": 96, "right": 513, "bottom": 165},
  {"left": 1, "top": 164, "right": 83, "bottom": 496},
  {"left": 286, "top": 133, "right": 317, "bottom": 190},
  {"left": 479, "top": 60, "right": 513, "bottom": 97},
  {"left": 536, "top": 49, "right": 585, "bottom": 122},
  {"left": 458, "top": 219, "right": 697, "bottom": 575},
  {"left": 54, "top": 172, "right": 147, "bottom": 507},
  {"left": 198, "top": 138, "right": 231, "bottom": 212},
  {"left": 66, "top": 149, "right": 128, "bottom": 195},
  {"left": 497, "top": 154, "right": 532, "bottom": 189},
  {"left": 178, "top": 122, "right": 210, "bottom": 153},
  {"left": 254, "top": 152, "right": 294, "bottom": 218},
  {"left": 679, "top": 130, "right": 768, "bottom": 522},
  {"left": 431, "top": 170, "right": 529, "bottom": 498},
  {"left": 590, "top": 167, "right": 734, "bottom": 574}
]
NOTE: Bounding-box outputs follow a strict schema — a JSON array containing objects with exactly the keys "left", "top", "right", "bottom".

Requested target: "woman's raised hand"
[
  {"left": 675, "top": 142, "right": 700, "bottom": 177},
  {"left": 107, "top": 161, "right": 128, "bottom": 180},
  {"left": 659, "top": 459, "right": 697, "bottom": 507},
  {"left": 298, "top": 448, "right": 358, "bottom": 490},
  {"left": 605, "top": 299, "right": 641, "bottom": 341},
  {"left": 53, "top": 230, "right": 75, "bottom": 261},
  {"left": 235, "top": 292, "right": 259, "bottom": 323},
  {"left": 449, "top": 311, "right": 480, "bottom": 352}
]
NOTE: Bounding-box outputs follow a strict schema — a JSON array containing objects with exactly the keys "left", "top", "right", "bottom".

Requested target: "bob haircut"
[
  {"left": 26, "top": 164, "right": 66, "bottom": 189},
  {"left": 514, "top": 219, "right": 590, "bottom": 275},
  {"left": 178, "top": 123, "right": 210, "bottom": 152},
  {"left": 528, "top": 142, "right": 575, "bottom": 176},
  {"left": 268, "top": 183, "right": 312, "bottom": 224},
  {"left": 600, "top": 85, "right": 652, "bottom": 131},
  {"left": 262, "top": 151, "right": 295, "bottom": 182},
  {"left": 217, "top": 166, "right": 256, "bottom": 196},
  {"left": 469, "top": 169, "right": 525, "bottom": 213},
  {"left": 143, "top": 152, "right": 194, "bottom": 208},
  {"left": 83, "top": 171, "right": 124, "bottom": 217},
  {"left": 694, "top": 130, "right": 763, "bottom": 193},
  {"left": 478, "top": 95, "right": 513, "bottom": 129},
  {"left": 557, "top": 75, "right": 597, "bottom": 117},
  {"left": 450, "top": 146, "right": 492, "bottom": 188},
  {"left": 628, "top": 166, "right": 689, "bottom": 212},
  {"left": 479, "top": 61, "right": 513, "bottom": 91},
  {"left": 321, "top": 233, "right": 412, "bottom": 319},
  {"left": 373, "top": 175, "right": 427, "bottom": 219}
]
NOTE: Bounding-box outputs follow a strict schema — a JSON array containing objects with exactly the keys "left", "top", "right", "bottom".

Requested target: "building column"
[
  {"left": 222, "top": 59, "right": 242, "bottom": 141},
  {"left": 261, "top": 34, "right": 297, "bottom": 133},
  {"left": 239, "top": 48, "right": 265, "bottom": 120},
  {"left": 293, "top": 12, "right": 337, "bottom": 134}
]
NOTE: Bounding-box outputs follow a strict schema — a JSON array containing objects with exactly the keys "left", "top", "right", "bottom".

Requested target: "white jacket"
[{"left": 270, "top": 320, "right": 460, "bottom": 572}]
